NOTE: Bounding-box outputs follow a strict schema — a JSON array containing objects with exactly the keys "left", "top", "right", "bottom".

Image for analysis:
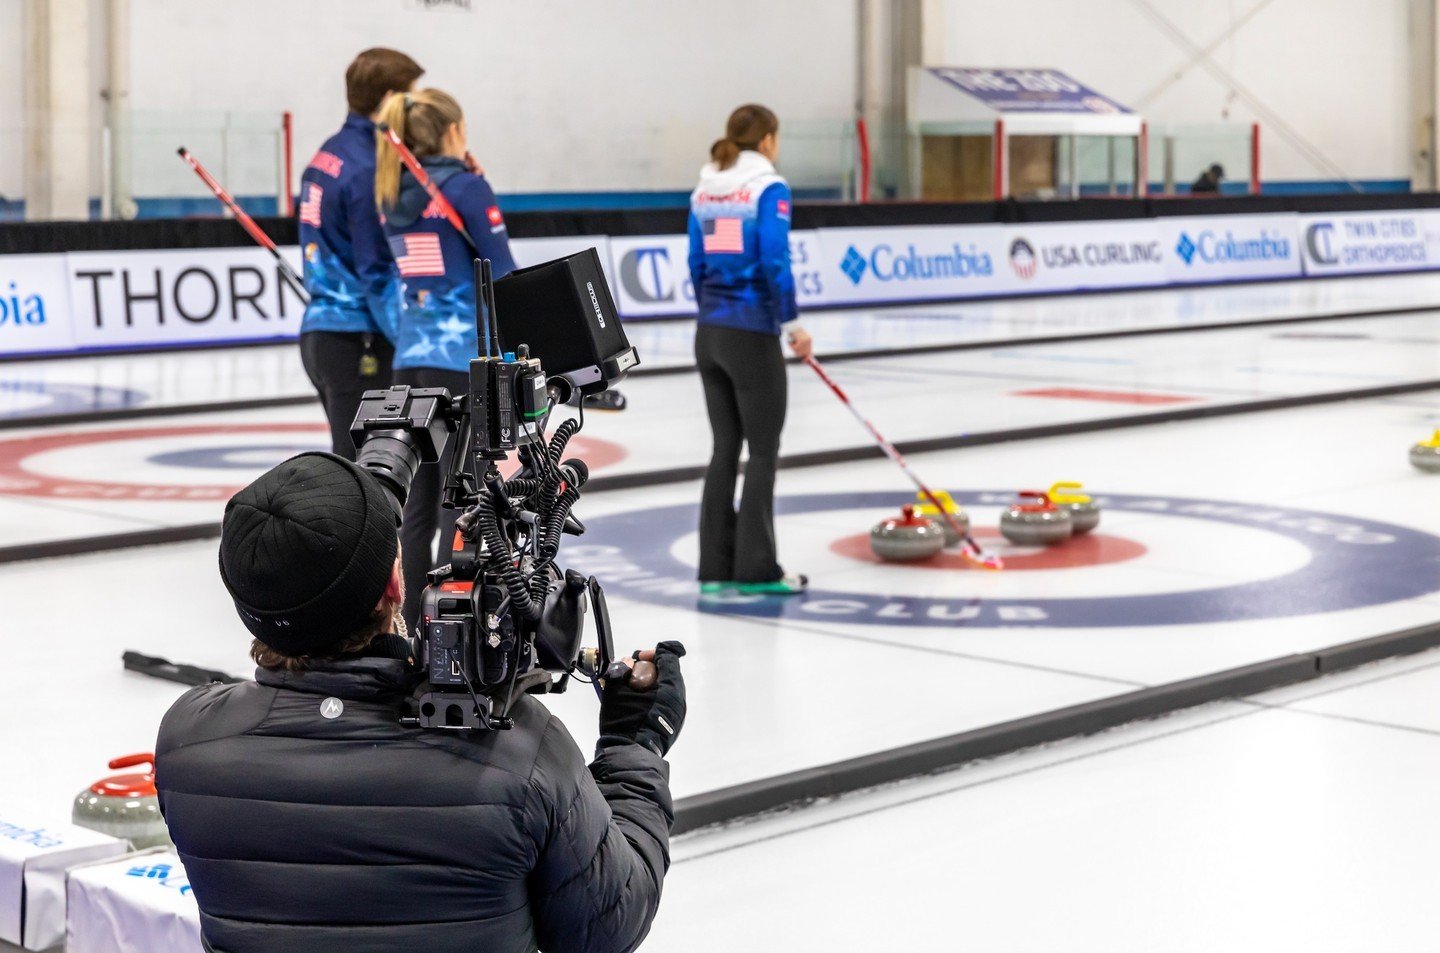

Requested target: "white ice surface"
[{"left": 646, "top": 649, "right": 1440, "bottom": 952}]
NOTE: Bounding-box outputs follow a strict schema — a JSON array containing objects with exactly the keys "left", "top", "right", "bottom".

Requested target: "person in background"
[
  {"left": 688, "top": 104, "right": 812, "bottom": 596},
  {"left": 298, "top": 48, "right": 424, "bottom": 459},
  {"left": 375, "top": 87, "right": 518, "bottom": 632},
  {"left": 1191, "top": 163, "right": 1225, "bottom": 194}
]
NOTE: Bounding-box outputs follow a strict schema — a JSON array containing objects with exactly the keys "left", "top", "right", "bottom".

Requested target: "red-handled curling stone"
[
  {"left": 870, "top": 505, "right": 946, "bottom": 562},
  {"left": 999, "top": 490, "right": 1074, "bottom": 546},
  {"left": 72, "top": 753, "right": 170, "bottom": 848}
]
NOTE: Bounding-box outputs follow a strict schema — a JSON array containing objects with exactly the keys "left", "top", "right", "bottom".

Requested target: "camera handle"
[{"left": 583, "top": 577, "right": 657, "bottom": 695}]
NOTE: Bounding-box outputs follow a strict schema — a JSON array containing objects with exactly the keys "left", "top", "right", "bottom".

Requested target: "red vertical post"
[
  {"left": 993, "top": 119, "right": 1006, "bottom": 200},
  {"left": 282, "top": 111, "right": 295, "bottom": 216},
  {"left": 1137, "top": 122, "right": 1149, "bottom": 198},
  {"left": 1250, "top": 122, "right": 1262, "bottom": 195},
  {"left": 855, "top": 116, "right": 872, "bottom": 203}
]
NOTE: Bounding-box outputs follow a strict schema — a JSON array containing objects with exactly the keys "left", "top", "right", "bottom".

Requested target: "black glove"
[{"left": 598, "top": 641, "right": 687, "bottom": 758}]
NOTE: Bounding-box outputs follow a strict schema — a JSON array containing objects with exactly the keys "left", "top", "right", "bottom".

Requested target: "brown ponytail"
[
  {"left": 710, "top": 103, "right": 779, "bottom": 171},
  {"left": 375, "top": 87, "right": 464, "bottom": 210}
]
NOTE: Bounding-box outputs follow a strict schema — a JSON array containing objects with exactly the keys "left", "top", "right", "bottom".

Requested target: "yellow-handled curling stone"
[
  {"left": 914, "top": 490, "right": 969, "bottom": 548},
  {"left": 1411, "top": 430, "right": 1440, "bottom": 473},
  {"left": 1048, "top": 481, "right": 1100, "bottom": 535}
]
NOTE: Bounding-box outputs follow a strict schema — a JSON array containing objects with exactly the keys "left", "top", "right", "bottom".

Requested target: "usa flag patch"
[
  {"left": 389, "top": 233, "right": 446, "bottom": 277},
  {"left": 309, "top": 151, "right": 343, "bottom": 178},
  {"left": 703, "top": 217, "right": 744, "bottom": 254},
  {"left": 299, "top": 183, "right": 322, "bottom": 227}
]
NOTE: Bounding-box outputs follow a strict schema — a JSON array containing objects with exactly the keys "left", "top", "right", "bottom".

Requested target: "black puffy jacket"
[{"left": 154, "top": 656, "right": 672, "bottom": 953}]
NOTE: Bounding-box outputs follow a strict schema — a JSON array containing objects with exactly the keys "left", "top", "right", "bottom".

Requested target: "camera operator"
[{"left": 154, "top": 452, "right": 686, "bottom": 953}]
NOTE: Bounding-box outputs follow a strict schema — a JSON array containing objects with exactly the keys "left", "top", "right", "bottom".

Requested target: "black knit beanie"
[{"left": 219, "top": 452, "right": 399, "bottom": 654}]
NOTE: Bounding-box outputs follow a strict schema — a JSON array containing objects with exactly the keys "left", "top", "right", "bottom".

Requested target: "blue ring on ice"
[
  {"left": 570, "top": 491, "right": 1440, "bottom": 628},
  {"left": 149, "top": 445, "right": 324, "bottom": 470},
  {"left": 0, "top": 381, "right": 148, "bottom": 419}
]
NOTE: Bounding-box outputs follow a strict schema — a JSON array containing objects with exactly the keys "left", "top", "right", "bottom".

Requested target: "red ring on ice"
[
  {"left": 829, "top": 526, "right": 1147, "bottom": 570},
  {"left": 0, "top": 424, "right": 628, "bottom": 500}
]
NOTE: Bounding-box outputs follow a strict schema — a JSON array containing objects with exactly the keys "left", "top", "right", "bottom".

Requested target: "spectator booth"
[{"left": 908, "top": 67, "right": 1145, "bottom": 202}]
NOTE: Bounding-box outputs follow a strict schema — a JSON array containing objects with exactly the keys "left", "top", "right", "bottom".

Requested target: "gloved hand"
[{"left": 598, "top": 641, "right": 687, "bottom": 758}]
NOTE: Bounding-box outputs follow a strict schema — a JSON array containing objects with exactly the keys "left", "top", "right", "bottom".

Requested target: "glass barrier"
[
  {"left": 110, "top": 108, "right": 288, "bottom": 219},
  {"left": 1148, "top": 122, "right": 1257, "bottom": 196}
]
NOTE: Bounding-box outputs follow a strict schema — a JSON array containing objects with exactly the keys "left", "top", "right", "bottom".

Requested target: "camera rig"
[{"left": 349, "top": 251, "right": 641, "bottom": 731}]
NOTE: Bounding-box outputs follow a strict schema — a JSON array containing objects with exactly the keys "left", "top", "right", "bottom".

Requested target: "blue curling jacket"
[
  {"left": 687, "top": 150, "right": 798, "bottom": 336},
  {"left": 297, "top": 113, "right": 398, "bottom": 340},
  {"left": 380, "top": 157, "right": 517, "bottom": 373}
]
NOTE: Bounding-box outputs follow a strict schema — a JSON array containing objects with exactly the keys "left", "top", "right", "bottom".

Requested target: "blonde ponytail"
[
  {"left": 374, "top": 88, "right": 465, "bottom": 210},
  {"left": 374, "top": 91, "right": 409, "bottom": 210}
]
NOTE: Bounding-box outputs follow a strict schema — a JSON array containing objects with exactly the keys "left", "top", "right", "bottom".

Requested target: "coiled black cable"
[{"left": 474, "top": 493, "right": 541, "bottom": 621}]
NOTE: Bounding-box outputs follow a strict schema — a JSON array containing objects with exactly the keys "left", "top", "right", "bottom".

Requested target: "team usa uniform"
[
  {"left": 687, "top": 150, "right": 798, "bottom": 336},
  {"left": 381, "top": 156, "right": 516, "bottom": 374},
  {"left": 687, "top": 150, "right": 800, "bottom": 585},
  {"left": 380, "top": 155, "right": 517, "bottom": 631},
  {"left": 296, "top": 113, "right": 398, "bottom": 457}
]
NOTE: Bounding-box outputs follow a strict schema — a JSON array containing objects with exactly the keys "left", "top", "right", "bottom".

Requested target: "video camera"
[{"left": 348, "top": 249, "right": 641, "bottom": 731}]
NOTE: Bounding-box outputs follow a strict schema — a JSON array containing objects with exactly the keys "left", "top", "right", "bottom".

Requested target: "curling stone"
[
  {"left": 1410, "top": 430, "right": 1440, "bottom": 473},
  {"left": 999, "top": 490, "right": 1073, "bottom": 546},
  {"left": 73, "top": 753, "right": 170, "bottom": 849},
  {"left": 870, "top": 505, "right": 946, "bottom": 562},
  {"left": 914, "top": 490, "right": 970, "bottom": 548},
  {"left": 1048, "top": 481, "right": 1100, "bottom": 535}
]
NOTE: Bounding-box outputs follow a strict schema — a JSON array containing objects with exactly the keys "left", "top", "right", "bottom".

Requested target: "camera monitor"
[{"left": 492, "top": 248, "right": 640, "bottom": 396}]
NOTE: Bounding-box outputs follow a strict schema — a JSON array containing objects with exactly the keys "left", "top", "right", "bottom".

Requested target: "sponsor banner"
[
  {"left": 1158, "top": 214, "right": 1302, "bottom": 284},
  {"left": 66, "top": 852, "right": 202, "bottom": 953},
  {"left": 999, "top": 220, "right": 1168, "bottom": 293},
  {"left": 1299, "top": 211, "right": 1440, "bottom": 276},
  {"left": 67, "top": 246, "right": 307, "bottom": 350},
  {"left": 929, "top": 67, "right": 1131, "bottom": 114},
  {"left": 0, "top": 254, "right": 77, "bottom": 357},
  {"left": 0, "top": 817, "right": 126, "bottom": 948},
  {"left": 608, "top": 230, "right": 826, "bottom": 318},
  {"left": 818, "top": 224, "right": 1014, "bottom": 304}
]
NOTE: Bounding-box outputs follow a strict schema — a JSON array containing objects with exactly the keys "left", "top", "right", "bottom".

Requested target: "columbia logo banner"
[
  {"left": 703, "top": 217, "right": 744, "bottom": 254},
  {"left": 1176, "top": 232, "right": 1198, "bottom": 265},
  {"left": 840, "top": 246, "right": 868, "bottom": 284},
  {"left": 389, "top": 233, "right": 446, "bottom": 277},
  {"left": 308, "top": 151, "right": 343, "bottom": 178},
  {"left": 299, "top": 184, "right": 323, "bottom": 228}
]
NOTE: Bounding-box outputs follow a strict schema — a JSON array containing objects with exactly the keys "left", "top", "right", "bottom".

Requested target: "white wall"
[
  {"left": 0, "top": 0, "right": 24, "bottom": 201},
  {"left": 123, "top": 0, "right": 858, "bottom": 199},
  {"left": 930, "top": 0, "right": 1418, "bottom": 186}
]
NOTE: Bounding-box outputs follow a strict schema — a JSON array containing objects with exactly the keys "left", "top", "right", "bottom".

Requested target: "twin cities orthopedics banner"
[
  {"left": 1297, "top": 211, "right": 1440, "bottom": 276},
  {"left": 2, "top": 209, "right": 1436, "bottom": 358},
  {"left": 606, "top": 231, "right": 826, "bottom": 318}
]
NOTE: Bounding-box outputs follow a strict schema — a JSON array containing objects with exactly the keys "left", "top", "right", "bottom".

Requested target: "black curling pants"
[
  {"left": 695, "top": 323, "right": 787, "bottom": 583},
  {"left": 300, "top": 331, "right": 394, "bottom": 461},
  {"left": 392, "top": 366, "right": 469, "bottom": 633}
]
